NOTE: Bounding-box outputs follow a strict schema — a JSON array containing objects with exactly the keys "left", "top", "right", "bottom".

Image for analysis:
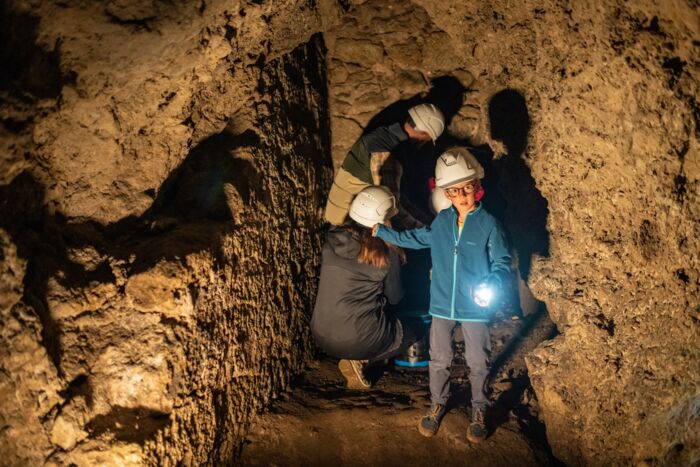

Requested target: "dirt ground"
[{"left": 238, "top": 308, "right": 562, "bottom": 466}]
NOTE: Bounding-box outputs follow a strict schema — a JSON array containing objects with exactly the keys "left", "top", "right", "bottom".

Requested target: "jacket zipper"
[{"left": 451, "top": 210, "right": 463, "bottom": 319}]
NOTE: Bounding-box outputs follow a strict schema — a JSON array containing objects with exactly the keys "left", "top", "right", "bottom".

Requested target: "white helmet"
[
  {"left": 408, "top": 103, "right": 445, "bottom": 142},
  {"left": 349, "top": 186, "right": 397, "bottom": 228},
  {"left": 434, "top": 148, "right": 484, "bottom": 188},
  {"left": 430, "top": 188, "right": 452, "bottom": 214}
]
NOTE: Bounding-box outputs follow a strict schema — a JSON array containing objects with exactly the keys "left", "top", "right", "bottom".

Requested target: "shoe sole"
[
  {"left": 418, "top": 425, "right": 437, "bottom": 438},
  {"left": 338, "top": 360, "right": 371, "bottom": 389},
  {"left": 418, "top": 418, "right": 440, "bottom": 438}
]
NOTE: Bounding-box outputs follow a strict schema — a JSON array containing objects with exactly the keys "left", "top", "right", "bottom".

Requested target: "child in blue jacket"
[{"left": 373, "top": 148, "right": 511, "bottom": 443}]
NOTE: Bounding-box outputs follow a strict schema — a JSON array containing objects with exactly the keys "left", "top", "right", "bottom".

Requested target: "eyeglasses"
[{"left": 444, "top": 181, "right": 478, "bottom": 197}]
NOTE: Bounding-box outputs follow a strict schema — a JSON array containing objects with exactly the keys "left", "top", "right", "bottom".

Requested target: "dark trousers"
[
  {"left": 367, "top": 317, "right": 423, "bottom": 364},
  {"left": 429, "top": 316, "right": 491, "bottom": 409}
]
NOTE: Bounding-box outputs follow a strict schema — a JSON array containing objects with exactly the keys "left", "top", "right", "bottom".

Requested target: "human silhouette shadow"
[
  {"left": 478, "top": 91, "right": 558, "bottom": 458},
  {"left": 488, "top": 89, "right": 550, "bottom": 281},
  {"left": 0, "top": 127, "right": 255, "bottom": 376},
  {"left": 0, "top": 123, "right": 320, "bottom": 383},
  {"left": 146, "top": 128, "right": 265, "bottom": 223},
  {"left": 363, "top": 75, "right": 466, "bottom": 135}
]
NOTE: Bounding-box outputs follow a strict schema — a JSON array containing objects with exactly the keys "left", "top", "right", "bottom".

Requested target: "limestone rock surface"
[
  {"left": 1, "top": 0, "right": 699, "bottom": 465},
  {"left": 410, "top": 1, "right": 699, "bottom": 464},
  {"left": 0, "top": 0, "right": 334, "bottom": 464}
]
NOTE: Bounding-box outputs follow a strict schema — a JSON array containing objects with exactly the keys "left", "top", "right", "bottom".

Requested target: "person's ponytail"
[{"left": 343, "top": 221, "right": 406, "bottom": 268}]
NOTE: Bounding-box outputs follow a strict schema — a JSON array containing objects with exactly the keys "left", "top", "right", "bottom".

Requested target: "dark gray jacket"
[{"left": 311, "top": 227, "right": 404, "bottom": 360}]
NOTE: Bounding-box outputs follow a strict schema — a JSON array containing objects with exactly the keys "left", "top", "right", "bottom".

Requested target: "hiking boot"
[
  {"left": 418, "top": 403, "right": 446, "bottom": 437},
  {"left": 467, "top": 405, "right": 488, "bottom": 443},
  {"left": 338, "top": 359, "right": 371, "bottom": 389}
]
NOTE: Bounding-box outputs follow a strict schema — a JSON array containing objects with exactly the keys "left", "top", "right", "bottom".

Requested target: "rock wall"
[
  {"left": 406, "top": 1, "right": 698, "bottom": 465},
  {"left": 0, "top": 0, "right": 334, "bottom": 465},
  {"left": 1, "top": 0, "right": 699, "bottom": 465},
  {"left": 2, "top": 0, "right": 339, "bottom": 223}
]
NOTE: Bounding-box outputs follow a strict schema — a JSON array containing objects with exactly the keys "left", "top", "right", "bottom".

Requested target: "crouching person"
[
  {"left": 311, "top": 186, "right": 419, "bottom": 389},
  {"left": 373, "top": 149, "right": 511, "bottom": 443}
]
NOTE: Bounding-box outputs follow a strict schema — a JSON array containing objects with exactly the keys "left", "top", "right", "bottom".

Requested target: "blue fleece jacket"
[{"left": 374, "top": 204, "right": 511, "bottom": 322}]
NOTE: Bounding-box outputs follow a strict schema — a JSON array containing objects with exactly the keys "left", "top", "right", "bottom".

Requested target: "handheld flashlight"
[{"left": 473, "top": 282, "right": 494, "bottom": 308}]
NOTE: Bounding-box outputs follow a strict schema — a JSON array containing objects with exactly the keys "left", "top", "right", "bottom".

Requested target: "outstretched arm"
[{"left": 373, "top": 224, "right": 432, "bottom": 250}]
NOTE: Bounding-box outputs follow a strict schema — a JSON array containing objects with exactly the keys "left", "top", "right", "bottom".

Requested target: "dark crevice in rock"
[
  {"left": 58, "top": 374, "right": 94, "bottom": 408},
  {"left": 673, "top": 173, "right": 687, "bottom": 202},
  {"left": 1, "top": 116, "right": 31, "bottom": 133},
  {"left": 662, "top": 56, "right": 686, "bottom": 87},
  {"left": 674, "top": 269, "right": 689, "bottom": 284},
  {"left": 637, "top": 219, "right": 660, "bottom": 260},
  {"left": 593, "top": 313, "right": 616, "bottom": 337},
  {"left": 85, "top": 406, "right": 171, "bottom": 444},
  {"left": 104, "top": 15, "right": 154, "bottom": 32},
  {"left": 104, "top": 12, "right": 155, "bottom": 31}
]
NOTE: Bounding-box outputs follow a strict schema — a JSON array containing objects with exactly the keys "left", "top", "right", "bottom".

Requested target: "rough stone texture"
[
  {"left": 3, "top": 0, "right": 339, "bottom": 224},
  {"left": 0, "top": 230, "right": 63, "bottom": 465},
  {"left": 1, "top": 0, "right": 699, "bottom": 465},
  {"left": 407, "top": 1, "right": 699, "bottom": 465},
  {"left": 325, "top": 0, "right": 477, "bottom": 168},
  {"left": 0, "top": 0, "right": 333, "bottom": 464}
]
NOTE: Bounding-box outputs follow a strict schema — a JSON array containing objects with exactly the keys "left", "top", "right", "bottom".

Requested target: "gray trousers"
[{"left": 429, "top": 316, "right": 491, "bottom": 409}]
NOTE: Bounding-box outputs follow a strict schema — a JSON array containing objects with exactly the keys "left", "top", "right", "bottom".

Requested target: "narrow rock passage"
[{"left": 239, "top": 311, "right": 560, "bottom": 466}]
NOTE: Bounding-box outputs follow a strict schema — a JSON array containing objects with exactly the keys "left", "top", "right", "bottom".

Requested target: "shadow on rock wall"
[
  {"left": 364, "top": 75, "right": 466, "bottom": 136},
  {"left": 0, "top": 28, "right": 331, "bottom": 465},
  {"left": 0, "top": 173, "right": 67, "bottom": 372},
  {"left": 488, "top": 89, "right": 550, "bottom": 281},
  {"left": 0, "top": 4, "right": 68, "bottom": 98},
  {"left": 147, "top": 128, "right": 268, "bottom": 223},
  {"left": 357, "top": 83, "right": 552, "bottom": 326},
  {"left": 0, "top": 121, "right": 261, "bottom": 375},
  {"left": 0, "top": 169, "right": 230, "bottom": 376}
]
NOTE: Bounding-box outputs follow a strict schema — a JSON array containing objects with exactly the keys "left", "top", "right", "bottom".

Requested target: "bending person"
[
  {"left": 324, "top": 103, "right": 445, "bottom": 229},
  {"left": 312, "top": 186, "right": 419, "bottom": 388}
]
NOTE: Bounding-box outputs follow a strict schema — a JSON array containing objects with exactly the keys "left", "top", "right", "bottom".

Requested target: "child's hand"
[{"left": 473, "top": 282, "right": 495, "bottom": 307}]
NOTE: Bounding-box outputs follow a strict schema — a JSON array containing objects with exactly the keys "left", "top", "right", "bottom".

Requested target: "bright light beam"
[{"left": 473, "top": 283, "right": 494, "bottom": 307}]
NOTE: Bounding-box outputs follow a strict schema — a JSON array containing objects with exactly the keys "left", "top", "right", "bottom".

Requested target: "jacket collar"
[{"left": 450, "top": 202, "right": 482, "bottom": 218}]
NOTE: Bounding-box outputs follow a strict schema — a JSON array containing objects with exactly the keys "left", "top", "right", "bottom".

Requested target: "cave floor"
[{"left": 239, "top": 310, "right": 560, "bottom": 466}]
